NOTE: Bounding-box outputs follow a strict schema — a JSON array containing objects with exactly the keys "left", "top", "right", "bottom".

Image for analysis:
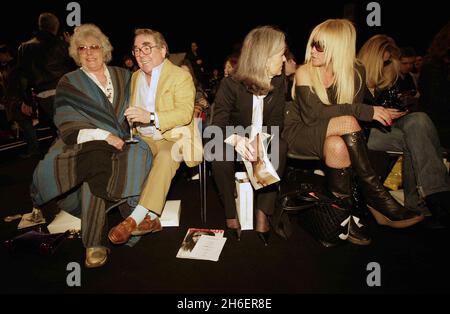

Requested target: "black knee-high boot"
[
  {"left": 341, "top": 131, "right": 424, "bottom": 228},
  {"left": 327, "top": 167, "right": 371, "bottom": 245}
]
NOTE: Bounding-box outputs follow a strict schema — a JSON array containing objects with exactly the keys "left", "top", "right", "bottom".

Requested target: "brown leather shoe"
[
  {"left": 131, "top": 215, "right": 163, "bottom": 236},
  {"left": 108, "top": 217, "right": 137, "bottom": 244},
  {"left": 85, "top": 247, "right": 109, "bottom": 268}
]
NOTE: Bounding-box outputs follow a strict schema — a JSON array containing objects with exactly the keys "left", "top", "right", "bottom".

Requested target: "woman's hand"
[
  {"left": 234, "top": 135, "right": 256, "bottom": 161},
  {"left": 193, "top": 105, "right": 203, "bottom": 118},
  {"left": 125, "top": 107, "right": 151, "bottom": 124},
  {"left": 372, "top": 106, "right": 393, "bottom": 126},
  {"left": 386, "top": 108, "right": 408, "bottom": 120},
  {"left": 105, "top": 134, "right": 125, "bottom": 150}
]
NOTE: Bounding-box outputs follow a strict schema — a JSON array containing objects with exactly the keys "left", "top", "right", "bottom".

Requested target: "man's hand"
[
  {"left": 105, "top": 134, "right": 125, "bottom": 150},
  {"left": 193, "top": 106, "right": 203, "bottom": 118},
  {"left": 125, "top": 107, "right": 151, "bottom": 124},
  {"left": 21, "top": 103, "right": 33, "bottom": 116}
]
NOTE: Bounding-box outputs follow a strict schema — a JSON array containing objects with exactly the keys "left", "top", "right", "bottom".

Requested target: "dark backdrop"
[{"left": 1, "top": 0, "right": 448, "bottom": 72}]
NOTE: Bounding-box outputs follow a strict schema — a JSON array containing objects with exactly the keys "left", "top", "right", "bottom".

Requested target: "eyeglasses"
[
  {"left": 132, "top": 45, "right": 158, "bottom": 56},
  {"left": 383, "top": 59, "right": 392, "bottom": 67},
  {"left": 311, "top": 41, "right": 324, "bottom": 53},
  {"left": 77, "top": 45, "right": 102, "bottom": 53}
]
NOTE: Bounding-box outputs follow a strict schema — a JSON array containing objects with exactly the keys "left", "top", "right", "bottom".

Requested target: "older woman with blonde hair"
[
  {"left": 358, "top": 34, "right": 450, "bottom": 228},
  {"left": 30, "top": 24, "right": 153, "bottom": 268},
  {"left": 283, "top": 19, "right": 423, "bottom": 246},
  {"left": 211, "top": 25, "right": 288, "bottom": 246}
]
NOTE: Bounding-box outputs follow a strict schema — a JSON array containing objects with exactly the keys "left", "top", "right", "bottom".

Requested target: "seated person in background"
[
  {"left": 180, "top": 58, "right": 209, "bottom": 121},
  {"left": 30, "top": 24, "right": 153, "bottom": 268},
  {"left": 283, "top": 19, "right": 423, "bottom": 247},
  {"left": 223, "top": 53, "right": 239, "bottom": 78},
  {"left": 398, "top": 47, "right": 419, "bottom": 92},
  {"left": 397, "top": 46, "right": 420, "bottom": 111},
  {"left": 358, "top": 34, "right": 450, "bottom": 227},
  {"left": 283, "top": 48, "right": 298, "bottom": 102},
  {"left": 122, "top": 54, "right": 138, "bottom": 72},
  {"left": 108, "top": 28, "right": 203, "bottom": 245}
]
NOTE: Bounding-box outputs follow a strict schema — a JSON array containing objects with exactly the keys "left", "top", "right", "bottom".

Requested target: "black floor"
[{"left": 1, "top": 139, "right": 450, "bottom": 297}]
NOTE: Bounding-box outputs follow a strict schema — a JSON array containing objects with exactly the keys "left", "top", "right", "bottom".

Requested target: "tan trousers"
[{"left": 139, "top": 137, "right": 181, "bottom": 215}]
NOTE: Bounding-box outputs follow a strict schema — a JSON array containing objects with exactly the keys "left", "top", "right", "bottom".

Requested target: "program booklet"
[
  {"left": 176, "top": 228, "right": 226, "bottom": 262},
  {"left": 225, "top": 132, "right": 280, "bottom": 190}
]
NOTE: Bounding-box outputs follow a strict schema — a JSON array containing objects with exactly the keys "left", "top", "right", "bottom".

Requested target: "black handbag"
[
  {"left": 278, "top": 189, "right": 350, "bottom": 247},
  {"left": 3, "top": 230, "right": 70, "bottom": 255}
]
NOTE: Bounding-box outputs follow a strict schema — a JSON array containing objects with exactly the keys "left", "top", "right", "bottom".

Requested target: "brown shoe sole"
[
  {"left": 368, "top": 206, "right": 424, "bottom": 228},
  {"left": 347, "top": 234, "right": 372, "bottom": 246}
]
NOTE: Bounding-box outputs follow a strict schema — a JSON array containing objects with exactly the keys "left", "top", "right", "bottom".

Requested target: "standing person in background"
[
  {"left": 418, "top": 22, "right": 450, "bottom": 127},
  {"left": 186, "top": 41, "right": 206, "bottom": 88},
  {"left": 16, "top": 12, "right": 74, "bottom": 158}
]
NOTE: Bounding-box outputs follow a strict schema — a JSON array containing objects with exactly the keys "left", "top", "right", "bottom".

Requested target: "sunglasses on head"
[
  {"left": 311, "top": 40, "right": 324, "bottom": 53},
  {"left": 383, "top": 59, "right": 392, "bottom": 67}
]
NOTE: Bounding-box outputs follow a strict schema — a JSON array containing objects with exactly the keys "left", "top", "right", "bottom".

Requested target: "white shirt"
[
  {"left": 250, "top": 95, "right": 266, "bottom": 139},
  {"left": 135, "top": 62, "right": 163, "bottom": 140}
]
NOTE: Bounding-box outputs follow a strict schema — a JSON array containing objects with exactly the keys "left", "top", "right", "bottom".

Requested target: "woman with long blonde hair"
[
  {"left": 358, "top": 34, "right": 450, "bottom": 227},
  {"left": 283, "top": 19, "right": 423, "bottom": 246}
]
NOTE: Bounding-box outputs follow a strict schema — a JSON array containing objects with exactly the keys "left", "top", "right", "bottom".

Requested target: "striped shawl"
[{"left": 31, "top": 67, "right": 152, "bottom": 208}]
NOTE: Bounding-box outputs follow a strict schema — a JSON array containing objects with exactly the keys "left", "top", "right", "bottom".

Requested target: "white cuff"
[{"left": 77, "top": 128, "right": 111, "bottom": 144}]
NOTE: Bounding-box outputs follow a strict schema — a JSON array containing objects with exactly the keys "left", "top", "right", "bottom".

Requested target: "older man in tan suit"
[{"left": 108, "top": 28, "right": 203, "bottom": 244}]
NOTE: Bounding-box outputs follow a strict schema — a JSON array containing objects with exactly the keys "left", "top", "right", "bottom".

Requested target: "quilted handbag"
[{"left": 297, "top": 191, "right": 350, "bottom": 247}]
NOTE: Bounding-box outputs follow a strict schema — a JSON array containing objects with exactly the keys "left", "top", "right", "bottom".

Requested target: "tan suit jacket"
[{"left": 129, "top": 59, "right": 203, "bottom": 167}]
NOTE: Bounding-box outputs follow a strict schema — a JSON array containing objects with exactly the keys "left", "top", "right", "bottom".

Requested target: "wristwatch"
[{"left": 149, "top": 112, "right": 155, "bottom": 126}]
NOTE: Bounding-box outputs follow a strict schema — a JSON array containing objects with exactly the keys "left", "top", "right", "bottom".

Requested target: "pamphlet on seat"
[
  {"left": 176, "top": 228, "right": 226, "bottom": 262},
  {"left": 17, "top": 208, "right": 46, "bottom": 230},
  {"left": 225, "top": 132, "right": 280, "bottom": 190},
  {"left": 47, "top": 210, "right": 81, "bottom": 234}
]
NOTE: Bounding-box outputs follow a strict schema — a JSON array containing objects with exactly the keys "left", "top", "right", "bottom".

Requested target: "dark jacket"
[
  {"left": 17, "top": 30, "right": 74, "bottom": 104},
  {"left": 418, "top": 57, "right": 450, "bottom": 117},
  {"left": 212, "top": 74, "right": 286, "bottom": 137}
]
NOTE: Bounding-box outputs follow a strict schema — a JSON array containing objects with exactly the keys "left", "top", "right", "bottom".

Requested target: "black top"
[
  {"left": 212, "top": 75, "right": 286, "bottom": 137},
  {"left": 282, "top": 63, "right": 374, "bottom": 158}
]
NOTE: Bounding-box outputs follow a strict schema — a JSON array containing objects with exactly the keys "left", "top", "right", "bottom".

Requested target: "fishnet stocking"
[{"left": 324, "top": 116, "right": 361, "bottom": 168}]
